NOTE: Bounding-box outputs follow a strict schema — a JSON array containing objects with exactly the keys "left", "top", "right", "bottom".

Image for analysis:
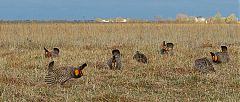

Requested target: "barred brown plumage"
[
  {"left": 45, "top": 61, "right": 87, "bottom": 85},
  {"left": 194, "top": 57, "right": 215, "bottom": 73},
  {"left": 133, "top": 51, "right": 148, "bottom": 64}
]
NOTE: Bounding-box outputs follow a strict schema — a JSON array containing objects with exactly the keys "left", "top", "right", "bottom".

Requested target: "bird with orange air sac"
[
  {"left": 210, "top": 46, "right": 229, "bottom": 64},
  {"left": 45, "top": 61, "right": 87, "bottom": 85}
]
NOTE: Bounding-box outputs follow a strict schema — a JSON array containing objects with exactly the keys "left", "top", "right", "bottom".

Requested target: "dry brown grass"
[{"left": 0, "top": 23, "right": 239, "bottom": 101}]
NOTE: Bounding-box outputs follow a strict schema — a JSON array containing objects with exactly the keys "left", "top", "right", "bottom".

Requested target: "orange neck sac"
[
  {"left": 73, "top": 69, "right": 83, "bottom": 78},
  {"left": 212, "top": 55, "right": 218, "bottom": 62}
]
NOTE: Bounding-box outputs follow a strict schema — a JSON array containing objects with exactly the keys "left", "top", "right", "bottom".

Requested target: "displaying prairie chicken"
[
  {"left": 44, "top": 47, "right": 60, "bottom": 58},
  {"left": 45, "top": 61, "right": 87, "bottom": 85},
  {"left": 160, "top": 41, "right": 174, "bottom": 55},
  {"left": 133, "top": 51, "right": 148, "bottom": 64},
  {"left": 107, "top": 49, "right": 122, "bottom": 70},
  {"left": 210, "top": 46, "right": 229, "bottom": 63},
  {"left": 194, "top": 57, "right": 215, "bottom": 73}
]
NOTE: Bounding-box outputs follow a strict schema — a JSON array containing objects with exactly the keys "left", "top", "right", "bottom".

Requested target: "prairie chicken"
[
  {"left": 210, "top": 46, "right": 229, "bottom": 63},
  {"left": 107, "top": 49, "right": 122, "bottom": 70},
  {"left": 133, "top": 51, "right": 148, "bottom": 64},
  {"left": 194, "top": 57, "right": 215, "bottom": 73},
  {"left": 44, "top": 47, "right": 60, "bottom": 58},
  {"left": 160, "top": 41, "right": 174, "bottom": 55},
  {"left": 45, "top": 61, "right": 87, "bottom": 85}
]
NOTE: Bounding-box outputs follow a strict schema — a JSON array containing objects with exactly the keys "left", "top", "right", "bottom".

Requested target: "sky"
[{"left": 0, "top": 0, "right": 238, "bottom": 20}]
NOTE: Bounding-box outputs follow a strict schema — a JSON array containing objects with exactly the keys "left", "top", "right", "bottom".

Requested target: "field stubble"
[{"left": 0, "top": 23, "right": 239, "bottom": 101}]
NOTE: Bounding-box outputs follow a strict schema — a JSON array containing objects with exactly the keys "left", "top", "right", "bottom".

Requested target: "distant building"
[
  {"left": 101, "top": 19, "right": 110, "bottom": 23},
  {"left": 119, "top": 19, "right": 127, "bottom": 22},
  {"left": 96, "top": 18, "right": 128, "bottom": 23},
  {"left": 113, "top": 18, "right": 127, "bottom": 23},
  {"left": 195, "top": 16, "right": 207, "bottom": 24}
]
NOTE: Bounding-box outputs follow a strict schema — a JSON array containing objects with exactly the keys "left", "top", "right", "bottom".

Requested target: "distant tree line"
[
  {"left": 175, "top": 12, "right": 238, "bottom": 24},
  {"left": 0, "top": 12, "right": 238, "bottom": 24}
]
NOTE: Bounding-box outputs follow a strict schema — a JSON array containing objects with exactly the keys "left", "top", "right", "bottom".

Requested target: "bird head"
[
  {"left": 221, "top": 46, "right": 228, "bottom": 52},
  {"left": 73, "top": 63, "right": 87, "bottom": 78}
]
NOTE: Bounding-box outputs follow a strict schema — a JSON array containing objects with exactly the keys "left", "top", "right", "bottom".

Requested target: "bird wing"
[{"left": 45, "top": 68, "right": 72, "bottom": 85}]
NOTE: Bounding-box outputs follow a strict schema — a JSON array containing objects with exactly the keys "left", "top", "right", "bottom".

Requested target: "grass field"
[{"left": 0, "top": 23, "right": 239, "bottom": 101}]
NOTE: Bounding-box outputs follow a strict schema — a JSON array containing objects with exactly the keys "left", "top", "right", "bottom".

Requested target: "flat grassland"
[{"left": 0, "top": 23, "right": 239, "bottom": 101}]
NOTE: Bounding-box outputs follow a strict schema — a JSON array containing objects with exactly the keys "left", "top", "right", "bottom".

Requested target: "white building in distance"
[{"left": 195, "top": 16, "right": 207, "bottom": 24}]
